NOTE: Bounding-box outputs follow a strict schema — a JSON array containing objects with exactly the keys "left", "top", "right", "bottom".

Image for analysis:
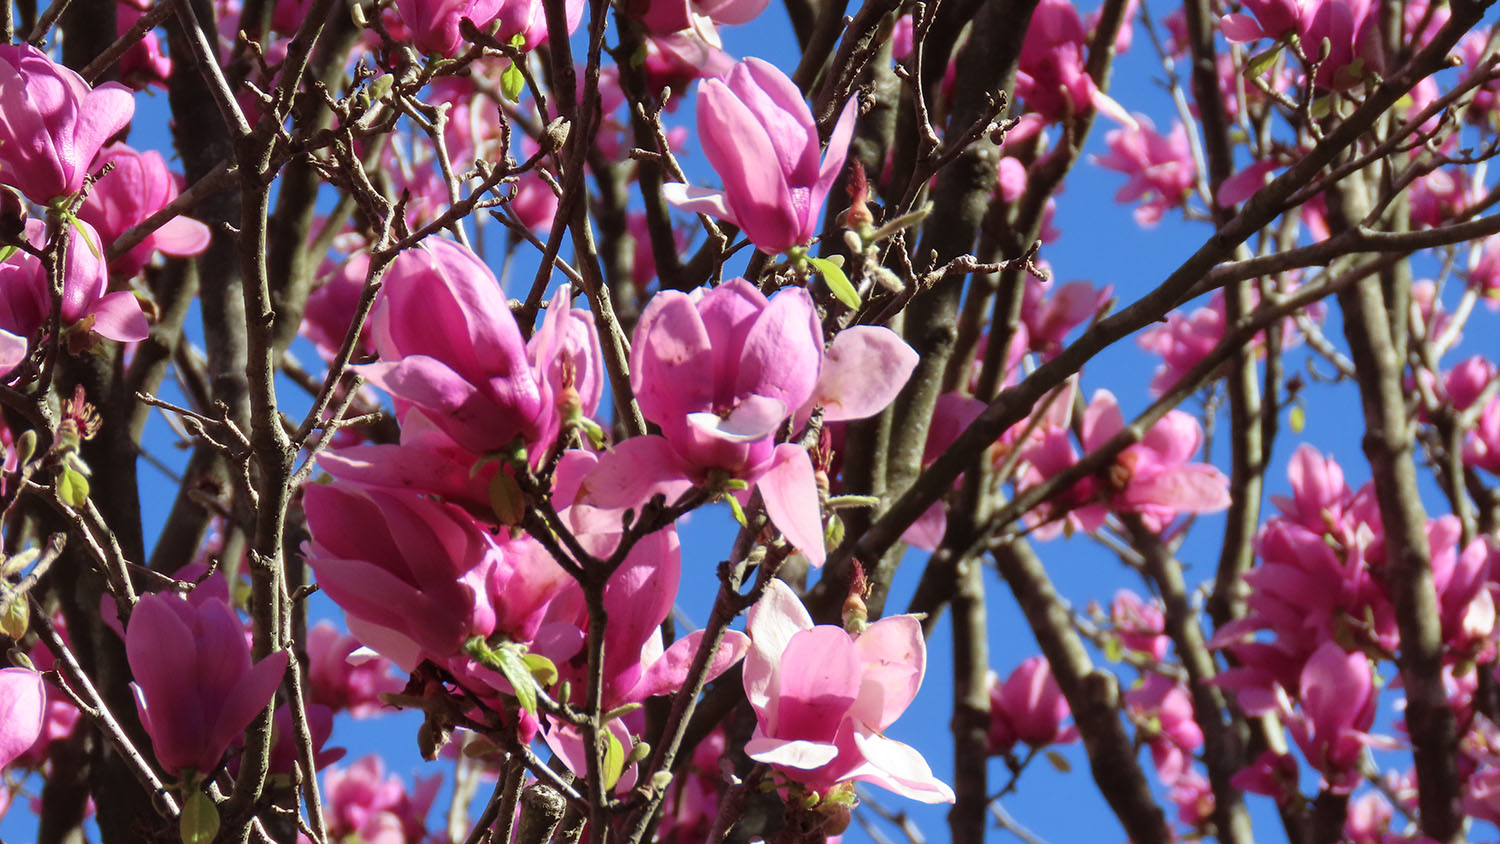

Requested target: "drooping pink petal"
[
  {"left": 760, "top": 443, "right": 825, "bottom": 567},
  {"left": 630, "top": 630, "right": 750, "bottom": 700}
]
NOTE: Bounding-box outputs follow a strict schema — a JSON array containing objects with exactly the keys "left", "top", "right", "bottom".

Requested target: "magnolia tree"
[{"left": 2, "top": 0, "right": 1500, "bottom": 841}]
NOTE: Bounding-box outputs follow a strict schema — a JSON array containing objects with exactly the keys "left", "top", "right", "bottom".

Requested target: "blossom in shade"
[
  {"left": 324, "top": 755, "right": 440, "bottom": 844},
  {"left": 0, "top": 218, "right": 150, "bottom": 350},
  {"left": 302, "top": 482, "right": 502, "bottom": 673},
  {"left": 126, "top": 592, "right": 288, "bottom": 776},
  {"left": 663, "top": 58, "right": 858, "bottom": 255},
  {"left": 77, "top": 143, "right": 211, "bottom": 279},
  {"left": 305, "top": 621, "right": 403, "bottom": 718}
]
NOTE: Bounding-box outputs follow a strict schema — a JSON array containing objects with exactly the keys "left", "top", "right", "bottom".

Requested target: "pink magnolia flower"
[
  {"left": 1093, "top": 118, "right": 1196, "bottom": 226},
  {"left": 126, "top": 592, "right": 289, "bottom": 776},
  {"left": 0, "top": 667, "right": 46, "bottom": 769},
  {"left": 1169, "top": 771, "right": 1215, "bottom": 831},
  {"left": 1468, "top": 398, "right": 1500, "bottom": 476},
  {"left": 1220, "top": 0, "right": 1303, "bottom": 42},
  {"left": 302, "top": 483, "right": 502, "bottom": 672},
  {"left": 361, "top": 236, "right": 550, "bottom": 456},
  {"left": 1016, "top": 0, "right": 1134, "bottom": 126},
  {"left": 1022, "top": 277, "right": 1111, "bottom": 358},
  {"left": 78, "top": 144, "right": 211, "bottom": 279},
  {"left": 0, "top": 45, "right": 135, "bottom": 204},
  {"left": 393, "top": 0, "right": 580, "bottom": 55},
  {"left": 987, "top": 657, "right": 1076, "bottom": 753},
  {"left": 537, "top": 503, "right": 748, "bottom": 785},
  {"left": 306, "top": 621, "right": 404, "bottom": 718},
  {"left": 0, "top": 218, "right": 150, "bottom": 347},
  {"left": 324, "top": 755, "right": 440, "bottom": 844},
  {"left": 116, "top": 0, "right": 171, "bottom": 89},
  {"left": 1290, "top": 641, "right": 1376, "bottom": 791},
  {"left": 1225, "top": 0, "right": 1386, "bottom": 89},
  {"left": 1269, "top": 443, "right": 1354, "bottom": 533},
  {"left": 1019, "top": 389, "right": 1230, "bottom": 535},
  {"left": 1111, "top": 590, "right": 1169, "bottom": 662},
  {"left": 663, "top": 58, "right": 858, "bottom": 255},
  {"left": 1470, "top": 234, "right": 1500, "bottom": 308},
  {"left": 1125, "top": 675, "right": 1203, "bottom": 784},
  {"left": 576, "top": 278, "right": 915, "bottom": 566},
  {"left": 1345, "top": 791, "right": 1394, "bottom": 844},
  {"left": 742, "top": 579, "right": 955, "bottom": 803}
]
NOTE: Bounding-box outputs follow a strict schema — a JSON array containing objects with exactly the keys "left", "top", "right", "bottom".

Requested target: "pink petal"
[
  {"left": 847, "top": 731, "right": 956, "bottom": 803},
  {"left": 745, "top": 732, "right": 841, "bottom": 768},
  {"left": 851, "top": 615, "right": 925, "bottom": 733},
  {"left": 0, "top": 668, "right": 45, "bottom": 767},
  {"left": 631, "top": 630, "right": 750, "bottom": 700},
  {"left": 1124, "top": 464, "right": 1231, "bottom": 513},
  {"left": 660, "top": 183, "right": 738, "bottom": 225},
  {"left": 744, "top": 579, "right": 813, "bottom": 712},
  {"left": 1220, "top": 12, "right": 1268, "bottom": 41},
  {"left": 759, "top": 443, "right": 825, "bottom": 567},
  {"left": 687, "top": 394, "right": 787, "bottom": 441},
  {"left": 88, "top": 290, "right": 150, "bottom": 341},
  {"left": 808, "top": 326, "right": 919, "bottom": 422},
  {"left": 149, "top": 215, "right": 211, "bottom": 256},
  {"left": 0, "top": 328, "right": 27, "bottom": 375}
]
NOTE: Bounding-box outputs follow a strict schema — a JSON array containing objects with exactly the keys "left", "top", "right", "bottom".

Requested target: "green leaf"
[
  {"left": 602, "top": 729, "right": 626, "bottom": 792},
  {"left": 809, "top": 256, "right": 860, "bottom": 309},
  {"left": 1289, "top": 404, "right": 1306, "bottom": 434},
  {"left": 521, "top": 652, "right": 558, "bottom": 686},
  {"left": 66, "top": 214, "right": 101, "bottom": 258},
  {"left": 1044, "top": 749, "right": 1072, "bottom": 773},
  {"left": 1243, "top": 43, "right": 1283, "bottom": 78},
  {"left": 1308, "top": 93, "right": 1333, "bottom": 120},
  {"left": 0, "top": 245, "right": 16, "bottom": 263},
  {"left": 724, "top": 493, "right": 747, "bottom": 527},
  {"left": 58, "top": 467, "right": 89, "bottom": 508},
  {"left": 489, "top": 473, "right": 526, "bottom": 526},
  {"left": 501, "top": 62, "right": 526, "bottom": 102},
  {"left": 0, "top": 584, "right": 28, "bottom": 640},
  {"left": 1103, "top": 634, "right": 1124, "bottom": 664},
  {"left": 179, "top": 790, "right": 221, "bottom": 844},
  {"left": 492, "top": 644, "right": 539, "bottom": 715}
]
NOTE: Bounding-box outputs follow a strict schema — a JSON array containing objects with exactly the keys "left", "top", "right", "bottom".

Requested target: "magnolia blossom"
[
  {"left": 77, "top": 143, "right": 211, "bottom": 279},
  {"left": 324, "top": 755, "right": 440, "bottom": 844},
  {"left": 1291, "top": 642, "right": 1376, "bottom": 791},
  {"left": 1016, "top": 0, "right": 1134, "bottom": 126},
  {"left": 1093, "top": 118, "right": 1196, "bottom": 226},
  {"left": 987, "top": 657, "right": 1076, "bottom": 754},
  {"left": 126, "top": 592, "right": 288, "bottom": 776},
  {"left": 305, "top": 622, "right": 403, "bottom": 718},
  {"left": 361, "top": 236, "right": 550, "bottom": 455},
  {"left": 742, "top": 579, "right": 954, "bottom": 803},
  {"left": 302, "top": 482, "right": 502, "bottom": 672},
  {"left": 0, "top": 45, "right": 135, "bottom": 204},
  {"left": 1019, "top": 389, "right": 1230, "bottom": 536},
  {"left": 0, "top": 667, "right": 45, "bottom": 769},
  {"left": 0, "top": 218, "right": 150, "bottom": 352},
  {"left": 664, "top": 58, "right": 857, "bottom": 255},
  {"left": 575, "top": 278, "right": 916, "bottom": 566}
]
